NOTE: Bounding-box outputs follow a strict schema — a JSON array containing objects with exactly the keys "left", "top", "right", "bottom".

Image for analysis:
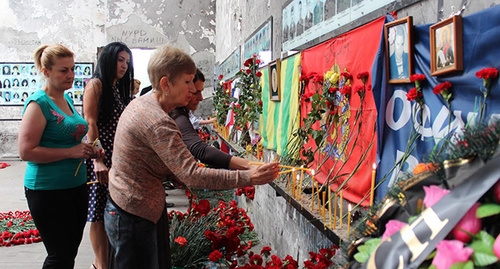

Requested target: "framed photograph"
[
  {"left": 430, "top": 15, "right": 463, "bottom": 76},
  {"left": 384, "top": 16, "right": 414, "bottom": 83},
  {"left": 268, "top": 59, "right": 281, "bottom": 102}
]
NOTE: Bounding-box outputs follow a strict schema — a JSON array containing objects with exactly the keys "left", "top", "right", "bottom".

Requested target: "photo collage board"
[{"left": 0, "top": 62, "right": 93, "bottom": 105}]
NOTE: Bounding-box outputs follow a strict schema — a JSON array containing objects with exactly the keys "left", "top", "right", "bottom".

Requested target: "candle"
[
  {"left": 333, "top": 191, "right": 337, "bottom": 229},
  {"left": 311, "top": 170, "right": 315, "bottom": 211},
  {"left": 339, "top": 190, "right": 343, "bottom": 228},
  {"left": 299, "top": 168, "right": 304, "bottom": 198},
  {"left": 370, "top": 163, "right": 376, "bottom": 206},
  {"left": 322, "top": 191, "right": 326, "bottom": 222},
  {"left": 292, "top": 168, "right": 296, "bottom": 197},
  {"left": 316, "top": 182, "right": 321, "bottom": 212},
  {"left": 287, "top": 173, "right": 291, "bottom": 193},
  {"left": 347, "top": 204, "right": 352, "bottom": 239},
  {"left": 295, "top": 174, "right": 302, "bottom": 198},
  {"left": 328, "top": 184, "right": 332, "bottom": 228}
]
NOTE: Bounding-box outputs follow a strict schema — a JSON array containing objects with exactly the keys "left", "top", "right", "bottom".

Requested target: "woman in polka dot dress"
[{"left": 83, "top": 42, "right": 133, "bottom": 269}]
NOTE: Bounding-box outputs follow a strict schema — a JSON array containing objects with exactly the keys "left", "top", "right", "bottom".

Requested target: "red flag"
[{"left": 300, "top": 16, "right": 384, "bottom": 205}]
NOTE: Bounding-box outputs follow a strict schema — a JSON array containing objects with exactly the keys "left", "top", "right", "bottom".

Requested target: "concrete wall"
[
  {"left": 0, "top": 0, "right": 216, "bottom": 158},
  {"left": 217, "top": 0, "right": 500, "bottom": 261}
]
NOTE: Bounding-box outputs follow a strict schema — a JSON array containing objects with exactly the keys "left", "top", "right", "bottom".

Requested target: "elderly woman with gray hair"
[{"left": 104, "top": 45, "right": 279, "bottom": 269}]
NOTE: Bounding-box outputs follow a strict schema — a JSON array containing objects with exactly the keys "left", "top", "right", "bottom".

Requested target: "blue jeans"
[{"left": 104, "top": 198, "right": 159, "bottom": 269}]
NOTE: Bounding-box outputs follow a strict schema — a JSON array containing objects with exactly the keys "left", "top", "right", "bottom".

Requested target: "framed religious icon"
[
  {"left": 430, "top": 15, "right": 463, "bottom": 76},
  {"left": 384, "top": 16, "right": 414, "bottom": 83},
  {"left": 268, "top": 59, "right": 281, "bottom": 101}
]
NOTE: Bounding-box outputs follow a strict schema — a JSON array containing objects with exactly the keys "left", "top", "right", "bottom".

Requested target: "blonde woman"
[{"left": 18, "top": 44, "right": 102, "bottom": 268}]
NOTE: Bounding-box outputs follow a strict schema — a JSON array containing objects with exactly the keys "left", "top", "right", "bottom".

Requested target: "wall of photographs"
[
  {"left": 0, "top": 62, "right": 93, "bottom": 106},
  {"left": 243, "top": 16, "right": 273, "bottom": 67},
  {"left": 282, "top": 0, "right": 409, "bottom": 52},
  {"left": 218, "top": 47, "right": 241, "bottom": 80}
]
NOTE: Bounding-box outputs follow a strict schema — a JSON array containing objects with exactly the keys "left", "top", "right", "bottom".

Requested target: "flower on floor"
[
  {"left": 0, "top": 211, "right": 41, "bottom": 247},
  {"left": 235, "top": 186, "right": 256, "bottom": 200},
  {"left": 174, "top": 236, "right": 188, "bottom": 247}
]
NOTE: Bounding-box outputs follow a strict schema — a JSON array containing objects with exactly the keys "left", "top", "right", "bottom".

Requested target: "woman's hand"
[
  {"left": 72, "top": 143, "right": 97, "bottom": 159},
  {"left": 93, "top": 158, "right": 109, "bottom": 184},
  {"left": 249, "top": 162, "right": 279, "bottom": 186}
]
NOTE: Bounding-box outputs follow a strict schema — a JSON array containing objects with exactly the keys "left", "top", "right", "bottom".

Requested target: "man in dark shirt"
[{"left": 169, "top": 69, "right": 250, "bottom": 170}]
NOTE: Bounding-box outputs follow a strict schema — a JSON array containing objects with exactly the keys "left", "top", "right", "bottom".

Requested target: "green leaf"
[
  {"left": 312, "top": 93, "right": 320, "bottom": 102},
  {"left": 354, "top": 252, "right": 370, "bottom": 263},
  {"left": 449, "top": 261, "right": 474, "bottom": 269},
  {"left": 353, "top": 238, "right": 382, "bottom": 263},
  {"left": 476, "top": 203, "right": 500, "bottom": 218},
  {"left": 469, "top": 231, "right": 498, "bottom": 266}
]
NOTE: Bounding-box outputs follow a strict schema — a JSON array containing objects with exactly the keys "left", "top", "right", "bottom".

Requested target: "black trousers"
[{"left": 25, "top": 184, "right": 88, "bottom": 269}]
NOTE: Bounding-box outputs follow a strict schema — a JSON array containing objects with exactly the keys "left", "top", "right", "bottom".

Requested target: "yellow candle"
[
  {"left": 316, "top": 182, "right": 321, "bottom": 212},
  {"left": 333, "top": 192, "right": 337, "bottom": 229},
  {"left": 339, "top": 190, "right": 343, "bottom": 228},
  {"left": 370, "top": 163, "right": 376, "bottom": 206},
  {"left": 295, "top": 174, "right": 301, "bottom": 198},
  {"left": 328, "top": 184, "right": 332, "bottom": 228},
  {"left": 296, "top": 168, "right": 303, "bottom": 198},
  {"left": 322, "top": 191, "right": 326, "bottom": 222},
  {"left": 278, "top": 169, "right": 293, "bottom": 175},
  {"left": 347, "top": 204, "right": 352, "bottom": 239},
  {"left": 311, "top": 170, "right": 315, "bottom": 211},
  {"left": 287, "top": 173, "right": 291, "bottom": 193}
]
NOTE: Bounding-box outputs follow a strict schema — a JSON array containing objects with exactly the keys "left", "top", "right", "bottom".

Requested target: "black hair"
[
  {"left": 93, "top": 42, "right": 134, "bottom": 123},
  {"left": 193, "top": 68, "right": 205, "bottom": 83}
]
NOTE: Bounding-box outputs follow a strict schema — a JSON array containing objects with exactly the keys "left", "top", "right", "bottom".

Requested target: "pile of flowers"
[
  {"left": 0, "top": 211, "right": 41, "bottom": 247},
  {"left": 346, "top": 121, "right": 500, "bottom": 268},
  {"left": 169, "top": 199, "right": 259, "bottom": 268},
  {"left": 209, "top": 245, "right": 338, "bottom": 269}
]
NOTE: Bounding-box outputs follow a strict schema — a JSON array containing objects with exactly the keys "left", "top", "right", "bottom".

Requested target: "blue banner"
[{"left": 372, "top": 5, "right": 500, "bottom": 200}]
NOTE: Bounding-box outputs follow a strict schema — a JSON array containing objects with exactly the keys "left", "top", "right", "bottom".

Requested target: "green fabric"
[{"left": 260, "top": 54, "right": 301, "bottom": 156}]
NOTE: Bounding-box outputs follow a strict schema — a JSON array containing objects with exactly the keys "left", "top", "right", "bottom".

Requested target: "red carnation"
[
  {"left": 256, "top": 71, "right": 262, "bottom": 77},
  {"left": 341, "top": 85, "right": 351, "bottom": 95},
  {"left": 354, "top": 85, "right": 363, "bottom": 93},
  {"left": 258, "top": 101, "right": 263, "bottom": 107},
  {"left": 194, "top": 199, "right": 211, "bottom": 215},
  {"left": 261, "top": 246, "right": 272, "bottom": 256},
  {"left": 218, "top": 75, "right": 223, "bottom": 80},
  {"left": 209, "top": 250, "right": 223, "bottom": 262},
  {"left": 250, "top": 254, "right": 264, "bottom": 266},
  {"left": 433, "top": 81, "right": 452, "bottom": 95},
  {"left": 357, "top": 71, "right": 369, "bottom": 80},
  {"left": 7, "top": 221, "right": 12, "bottom": 227},
  {"left": 244, "top": 58, "right": 253, "bottom": 67},
  {"left": 341, "top": 72, "right": 353, "bottom": 81},
  {"left": 476, "top": 67, "right": 499, "bottom": 79},
  {"left": 226, "top": 226, "right": 243, "bottom": 239},
  {"left": 319, "top": 247, "right": 336, "bottom": 258},
  {"left": 246, "top": 69, "right": 252, "bottom": 74},
  {"left": 256, "top": 59, "right": 261, "bottom": 64},
  {"left": 410, "top": 73, "right": 426, "bottom": 82},
  {"left": 406, "top": 87, "right": 418, "bottom": 101}
]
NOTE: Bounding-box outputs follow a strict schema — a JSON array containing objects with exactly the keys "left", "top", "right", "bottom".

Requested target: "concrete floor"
[{"left": 0, "top": 160, "right": 189, "bottom": 269}]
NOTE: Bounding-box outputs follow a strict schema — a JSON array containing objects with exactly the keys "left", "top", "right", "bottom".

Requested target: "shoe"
[{"left": 166, "top": 203, "right": 175, "bottom": 208}]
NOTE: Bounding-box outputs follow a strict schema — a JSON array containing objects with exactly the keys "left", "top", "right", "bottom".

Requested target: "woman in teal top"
[{"left": 18, "top": 44, "right": 103, "bottom": 269}]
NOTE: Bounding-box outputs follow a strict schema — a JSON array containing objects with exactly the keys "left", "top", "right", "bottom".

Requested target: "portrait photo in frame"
[
  {"left": 430, "top": 15, "right": 463, "bottom": 76},
  {"left": 384, "top": 16, "right": 414, "bottom": 83},
  {"left": 269, "top": 59, "right": 281, "bottom": 101}
]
